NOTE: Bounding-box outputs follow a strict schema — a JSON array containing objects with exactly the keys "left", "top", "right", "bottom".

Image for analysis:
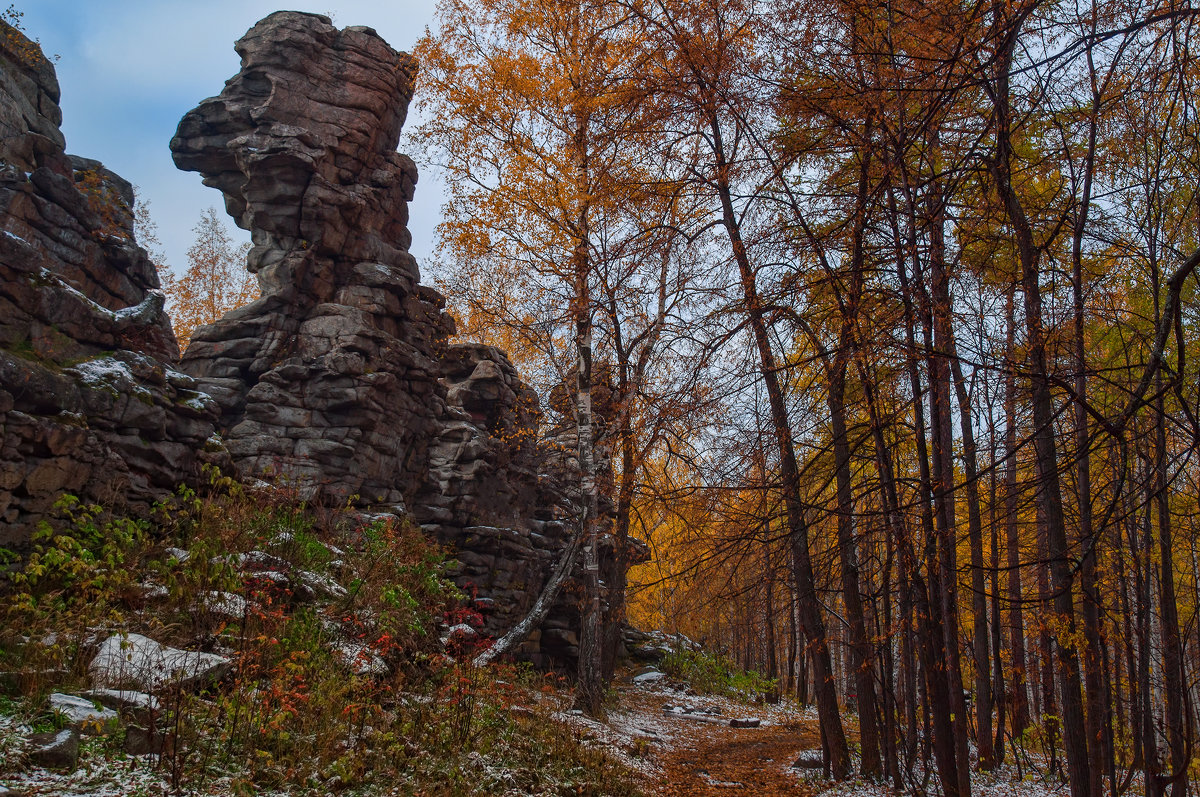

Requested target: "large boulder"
[{"left": 89, "top": 633, "right": 231, "bottom": 692}]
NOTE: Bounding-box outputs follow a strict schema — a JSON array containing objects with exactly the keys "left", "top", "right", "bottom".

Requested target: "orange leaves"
[{"left": 161, "top": 207, "right": 257, "bottom": 351}]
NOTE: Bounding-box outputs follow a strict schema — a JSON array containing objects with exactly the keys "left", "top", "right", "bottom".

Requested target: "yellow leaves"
[{"left": 162, "top": 207, "right": 257, "bottom": 351}]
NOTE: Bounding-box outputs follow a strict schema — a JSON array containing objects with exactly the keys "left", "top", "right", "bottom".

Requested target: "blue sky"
[{"left": 20, "top": 1, "right": 442, "bottom": 278}]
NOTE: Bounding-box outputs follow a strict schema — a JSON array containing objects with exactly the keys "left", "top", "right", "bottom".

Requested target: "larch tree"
[
  {"left": 160, "top": 207, "right": 256, "bottom": 350},
  {"left": 416, "top": 0, "right": 663, "bottom": 713},
  {"left": 628, "top": 0, "right": 855, "bottom": 777}
]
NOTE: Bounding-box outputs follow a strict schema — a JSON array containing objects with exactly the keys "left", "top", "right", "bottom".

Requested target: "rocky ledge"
[{"left": 0, "top": 21, "right": 219, "bottom": 543}]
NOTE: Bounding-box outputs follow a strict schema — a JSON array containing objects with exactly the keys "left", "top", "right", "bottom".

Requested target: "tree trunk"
[
  {"left": 571, "top": 130, "right": 603, "bottom": 714},
  {"left": 709, "top": 111, "right": 851, "bottom": 778},
  {"left": 989, "top": 23, "right": 1089, "bottom": 792},
  {"left": 950, "top": 344, "right": 994, "bottom": 770},
  {"left": 829, "top": 368, "right": 882, "bottom": 778},
  {"left": 1003, "top": 286, "right": 1031, "bottom": 738},
  {"left": 927, "top": 181, "right": 972, "bottom": 797}
]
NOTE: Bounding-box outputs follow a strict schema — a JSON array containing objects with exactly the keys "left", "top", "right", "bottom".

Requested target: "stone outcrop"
[
  {"left": 0, "top": 11, "right": 626, "bottom": 667},
  {"left": 0, "top": 22, "right": 218, "bottom": 543},
  {"left": 170, "top": 12, "right": 441, "bottom": 511},
  {"left": 169, "top": 11, "right": 604, "bottom": 664}
]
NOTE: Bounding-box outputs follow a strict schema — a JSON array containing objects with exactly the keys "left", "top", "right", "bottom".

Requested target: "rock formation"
[
  {"left": 0, "top": 11, "right": 627, "bottom": 666},
  {"left": 0, "top": 22, "right": 218, "bottom": 544},
  {"left": 169, "top": 11, "right": 606, "bottom": 664}
]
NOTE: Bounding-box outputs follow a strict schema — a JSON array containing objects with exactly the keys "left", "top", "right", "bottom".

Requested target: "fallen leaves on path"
[{"left": 574, "top": 676, "right": 825, "bottom": 796}]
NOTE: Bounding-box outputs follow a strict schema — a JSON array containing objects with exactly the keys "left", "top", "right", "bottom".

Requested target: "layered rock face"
[
  {"left": 170, "top": 12, "right": 593, "bottom": 663},
  {"left": 0, "top": 23, "right": 218, "bottom": 543},
  {"left": 170, "top": 12, "right": 443, "bottom": 510}
]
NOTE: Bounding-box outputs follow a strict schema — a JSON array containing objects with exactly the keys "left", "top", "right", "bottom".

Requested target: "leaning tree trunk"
[
  {"left": 470, "top": 212, "right": 598, "bottom": 674},
  {"left": 710, "top": 111, "right": 851, "bottom": 779}
]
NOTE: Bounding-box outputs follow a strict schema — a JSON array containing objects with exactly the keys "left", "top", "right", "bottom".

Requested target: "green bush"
[
  {"left": 660, "top": 648, "right": 777, "bottom": 703},
  {"left": 0, "top": 476, "right": 641, "bottom": 796}
]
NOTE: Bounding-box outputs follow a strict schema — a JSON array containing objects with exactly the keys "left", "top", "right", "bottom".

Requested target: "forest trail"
[
  {"left": 558, "top": 673, "right": 826, "bottom": 796},
  {"left": 645, "top": 700, "right": 823, "bottom": 796}
]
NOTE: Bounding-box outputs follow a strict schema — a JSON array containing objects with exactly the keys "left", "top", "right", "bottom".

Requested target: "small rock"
[
  {"left": 48, "top": 693, "right": 119, "bottom": 735},
  {"left": 201, "top": 590, "right": 249, "bottom": 618},
  {"left": 440, "top": 623, "right": 478, "bottom": 645},
  {"left": 164, "top": 547, "right": 190, "bottom": 563},
  {"left": 27, "top": 728, "right": 79, "bottom": 770},
  {"left": 791, "top": 751, "right": 824, "bottom": 768},
  {"left": 236, "top": 550, "right": 289, "bottom": 572},
  {"left": 140, "top": 582, "right": 169, "bottom": 600},
  {"left": 89, "top": 633, "right": 231, "bottom": 692},
  {"left": 330, "top": 642, "right": 389, "bottom": 676},
  {"left": 123, "top": 725, "right": 163, "bottom": 755},
  {"left": 297, "top": 570, "right": 347, "bottom": 599},
  {"left": 729, "top": 717, "right": 761, "bottom": 728},
  {"left": 633, "top": 669, "right": 666, "bottom": 684},
  {"left": 82, "top": 688, "right": 159, "bottom": 724}
]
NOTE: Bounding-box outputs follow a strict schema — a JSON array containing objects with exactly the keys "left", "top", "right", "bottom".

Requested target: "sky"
[{"left": 20, "top": 0, "right": 443, "bottom": 278}]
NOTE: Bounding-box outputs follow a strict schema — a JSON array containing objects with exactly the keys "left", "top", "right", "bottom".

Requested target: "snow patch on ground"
[
  {"left": 2, "top": 752, "right": 170, "bottom": 796},
  {"left": 788, "top": 755, "right": 1074, "bottom": 797}
]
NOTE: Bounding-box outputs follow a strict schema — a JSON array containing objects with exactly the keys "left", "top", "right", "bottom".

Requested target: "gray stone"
[
  {"left": 89, "top": 633, "right": 231, "bottom": 692},
  {"left": 27, "top": 728, "right": 79, "bottom": 770},
  {"left": 123, "top": 725, "right": 163, "bottom": 755},
  {"left": 81, "top": 688, "right": 159, "bottom": 725},
  {"left": 48, "top": 693, "right": 118, "bottom": 735}
]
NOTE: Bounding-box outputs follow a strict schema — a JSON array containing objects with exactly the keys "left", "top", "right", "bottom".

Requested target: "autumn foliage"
[{"left": 419, "top": 0, "right": 1200, "bottom": 793}]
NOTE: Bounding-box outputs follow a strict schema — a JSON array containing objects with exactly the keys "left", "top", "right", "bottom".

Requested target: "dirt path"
[
  {"left": 651, "top": 714, "right": 823, "bottom": 794},
  {"left": 562, "top": 677, "right": 828, "bottom": 796}
]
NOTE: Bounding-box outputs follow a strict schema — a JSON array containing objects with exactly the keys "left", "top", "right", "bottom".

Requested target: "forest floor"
[
  {"left": 556, "top": 671, "right": 827, "bottom": 795},
  {"left": 560, "top": 670, "right": 1075, "bottom": 797}
]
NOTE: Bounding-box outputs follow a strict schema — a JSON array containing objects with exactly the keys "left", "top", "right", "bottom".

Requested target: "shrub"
[
  {"left": 0, "top": 476, "right": 642, "bottom": 796},
  {"left": 660, "top": 647, "right": 777, "bottom": 703}
]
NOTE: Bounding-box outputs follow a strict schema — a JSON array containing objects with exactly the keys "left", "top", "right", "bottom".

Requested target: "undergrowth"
[
  {"left": 660, "top": 648, "right": 777, "bottom": 703},
  {"left": 0, "top": 471, "right": 640, "bottom": 796}
]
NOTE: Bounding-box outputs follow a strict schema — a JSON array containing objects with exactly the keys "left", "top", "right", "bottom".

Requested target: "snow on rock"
[
  {"left": 729, "top": 717, "right": 761, "bottom": 728},
  {"left": 440, "top": 623, "right": 478, "bottom": 646},
  {"left": 330, "top": 641, "right": 389, "bottom": 676},
  {"left": 139, "top": 581, "right": 168, "bottom": 600},
  {"left": 82, "top": 688, "right": 159, "bottom": 716},
  {"left": 26, "top": 728, "right": 79, "bottom": 770},
  {"left": 632, "top": 669, "right": 666, "bottom": 684},
  {"left": 200, "top": 590, "right": 249, "bottom": 618},
  {"left": 297, "top": 569, "right": 348, "bottom": 599},
  {"left": 164, "top": 547, "right": 190, "bottom": 563},
  {"left": 47, "top": 694, "right": 117, "bottom": 735},
  {"left": 88, "top": 633, "right": 231, "bottom": 692}
]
